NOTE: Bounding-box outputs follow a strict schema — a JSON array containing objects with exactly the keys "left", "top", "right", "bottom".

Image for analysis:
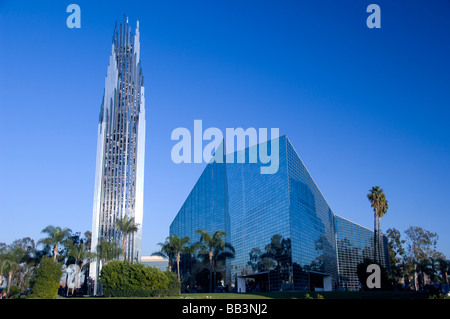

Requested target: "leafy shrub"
[
  {"left": 163, "top": 270, "right": 181, "bottom": 297},
  {"left": 99, "top": 261, "right": 180, "bottom": 297},
  {"left": 30, "top": 256, "right": 63, "bottom": 299},
  {"left": 8, "top": 286, "right": 21, "bottom": 297},
  {"left": 304, "top": 293, "right": 324, "bottom": 299}
]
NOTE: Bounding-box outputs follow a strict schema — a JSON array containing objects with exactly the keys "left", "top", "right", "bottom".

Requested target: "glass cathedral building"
[
  {"left": 89, "top": 17, "right": 146, "bottom": 293},
  {"left": 170, "top": 136, "right": 388, "bottom": 292}
]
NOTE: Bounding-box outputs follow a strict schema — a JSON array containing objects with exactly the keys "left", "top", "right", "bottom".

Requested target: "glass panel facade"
[
  {"left": 226, "top": 138, "right": 290, "bottom": 290},
  {"left": 169, "top": 160, "right": 230, "bottom": 245},
  {"left": 286, "top": 140, "right": 339, "bottom": 291},
  {"left": 169, "top": 136, "right": 389, "bottom": 291},
  {"left": 335, "top": 215, "right": 389, "bottom": 291}
]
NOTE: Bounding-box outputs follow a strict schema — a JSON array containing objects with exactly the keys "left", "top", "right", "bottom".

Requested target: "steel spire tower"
[{"left": 89, "top": 16, "right": 146, "bottom": 294}]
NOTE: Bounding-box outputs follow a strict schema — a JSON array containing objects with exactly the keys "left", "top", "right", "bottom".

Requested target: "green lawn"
[
  {"left": 118, "top": 290, "right": 434, "bottom": 299},
  {"left": 62, "top": 290, "right": 450, "bottom": 300}
]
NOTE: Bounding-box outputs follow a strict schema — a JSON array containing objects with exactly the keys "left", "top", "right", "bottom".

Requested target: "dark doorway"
[
  {"left": 239, "top": 272, "right": 271, "bottom": 292},
  {"left": 310, "top": 272, "right": 324, "bottom": 291},
  {"left": 309, "top": 271, "right": 332, "bottom": 291}
]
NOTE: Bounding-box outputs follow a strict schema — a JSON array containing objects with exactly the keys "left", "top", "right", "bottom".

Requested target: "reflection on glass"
[{"left": 170, "top": 136, "right": 390, "bottom": 292}]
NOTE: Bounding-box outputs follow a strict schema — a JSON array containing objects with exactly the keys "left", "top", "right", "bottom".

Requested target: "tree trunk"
[
  {"left": 122, "top": 236, "right": 127, "bottom": 262},
  {"left": 176, "top": 253, "right": 181, "bottom": 281},
  {"left": 209, "top": 250, "right": 213, "bottom": 293},
  {"left": 53, "top": 243, "right": 58, "bottom": 262},
  {"left": 374, "top": 211, "right": 377, "bottom": 263},
  {"left": 378, "top": 216, "right": 382, "bottom": 265},
  {"left": 414, "top": 263, "right": 418, "bottom": 291},
  {"left": 213, "top": 263, "right": 217, "bottom": 293},
  {"left": 77, "top": 262, "right": 83, "bottom": 295},
  {"left": 7, "top": 271, "right": 12, "bottom": 295},
  {"left": 66, "top": 271, "right": 70, "bottom": 296}
]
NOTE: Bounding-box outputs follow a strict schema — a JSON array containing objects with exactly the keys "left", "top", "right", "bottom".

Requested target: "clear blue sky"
[{"left": 0, "top": 1, "right": 449, "bottom": 258}]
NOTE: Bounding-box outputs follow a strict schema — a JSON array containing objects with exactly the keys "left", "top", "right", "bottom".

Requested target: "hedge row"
[{"left": 99, "top": 260, "right": 180, "bottom": 297}]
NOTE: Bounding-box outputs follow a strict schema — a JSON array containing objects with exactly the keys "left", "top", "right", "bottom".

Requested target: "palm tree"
[
  {"left": 11, "top": 238, "right": 39, "bottom": 294},
  {"left": 428, "top": 257, "right": 440, "bottom": 284},
  {"left": 417, "top": 259, "right": 432, "bottom": 287},
  {"left": 194, "top": 229, "right": 235, "bottom": 292},
  {"left": 83, "top": 231, "right": 92, "bottom": 251},
  {"left": 152, "top": 235, "right": 191, "bottom": 281},
  {"left": 3, "top": 246, "right": 26, "bottom": 296},
  {"left": 66, "top": 241, "right": 95, "bottom": 295},
  {"left": 4, "top": 259, "right": 19, "bottom": 296},
  {"left": 377, "top": 193, "right": 388, "bottom": 264},
  {"left": 367, "top": 186, "right": 385, "bottom": 263},
  {"left": 152, "top": 240, "right": 176, "bottom": 272},
  {"left": 38, "top": 226, "right": 72, "bottom": 262},
  {"left": 0, "top": 244, "right": 8, "bottom": 288},
  {"left": 438, "top": 258, "right": 449, "bottom": 284},
  {"left": 211, "top": 243, "right": 235, "bottom": 290},
  {"left": 115, "top": 216, "right": 139, "bottom": 262},
  {"left": 0, "top": 259, "right": 7, "bottom": 288},
  {"left": 96, "top": 240, "right": 122, "bottom": 266}
]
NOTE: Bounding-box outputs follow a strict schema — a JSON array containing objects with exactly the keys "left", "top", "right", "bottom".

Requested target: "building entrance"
[
  {"left": 309, "top": 271, "right": 332, "bottom": 292},
  {"left": 237, "top": 272, "right": 271, "bottom": 293}
]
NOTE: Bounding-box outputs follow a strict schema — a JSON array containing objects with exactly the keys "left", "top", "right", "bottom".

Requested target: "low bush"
[
  {"left": 99, "top": 261, "right": 180, "bottom": 297},
  {"left": 29, "top": 257, "right": 63, "bottom": 299},
  {"left": 8, "top": 286, "right": 21, "bottom": 297}
]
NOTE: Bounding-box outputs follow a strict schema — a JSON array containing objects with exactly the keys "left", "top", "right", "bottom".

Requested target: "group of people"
[{"left": 246, "top": 280, "right": 261, "bottom": 292}]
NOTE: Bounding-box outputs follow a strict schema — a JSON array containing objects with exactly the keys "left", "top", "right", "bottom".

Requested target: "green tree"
[
  {"left": 152, "top": 235, "right": 190, "bottom": 281},
  {"left": 30, "top": 256, "right": 63, "bottom": 299},
  {"left": 386, "top": 228, "right": 406, "bottom": 284},
  {"left": 0, "top": 243, "right": 7, "bottom": 287},
  {"left": 65, "top": 239, "right": 95, "bottom": 295},
  {"left": 438, "top": 258, "right": 449, "bottom": 284},
  {"left": 0, "top": 259, "right": 7, "bottom": 288},
  {"left": 115, "top": 216, "right": 140, "bottom": 262},
  {"left": 96, "top": 240, "right": 123, "bottom": 266},
  {"left": 404, "top": 226, "right": 440, "bottom": 290},
  {"left": 83, "top": 231, "right": 92, "bottom": 251},
  {"left": 428, "top": 257, "right": 443, "bottom": 284},
  {"left": 152, "top": 239, "right": 176, "bottom": 272},
  {"left": 194, "top": 229, "right": 235, "bottom": 292},
  {"left": 38, "top": 226, "right": 72, "bottom": 262},
  {"left": 367, "top": 186, "right": 387, "bottom": 263},
  {"left": 1, "top": 238, "right": 37, "bottom": 296},
  {"left": 8, "top": 286, "right": 20, "bottom": 297},
  {"left": 377, "top": 193, "right": 388, "bottom": 263},
  {"left": 10, "top": 238, "right": 38, "bottom": 294},
  {"left": 3, "top": 250, "right": 21, "bottom": 296}
]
